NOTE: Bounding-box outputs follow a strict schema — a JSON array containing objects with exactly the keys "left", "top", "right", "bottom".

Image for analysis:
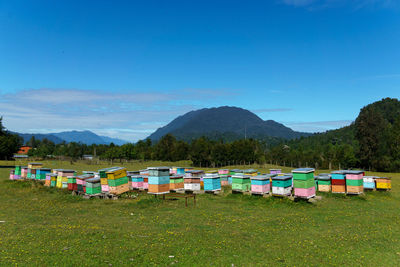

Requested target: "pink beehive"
[{"left": 294, "top": 187, "right": 316, "bottom": 198}]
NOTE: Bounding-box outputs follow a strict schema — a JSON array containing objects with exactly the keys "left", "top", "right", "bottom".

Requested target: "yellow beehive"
[
  {"left": 106, "top": 168, "right": 127, "bottom": 180},
  {"left": 376, "top": 178, "right": 391, "bottom": 189}
]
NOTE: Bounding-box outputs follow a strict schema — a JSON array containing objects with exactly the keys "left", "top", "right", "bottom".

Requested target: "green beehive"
[
  {"left": 231, "top": 175, "right": 251, "bottom": 192},
  {"left": 346, "top": 179, "right": 363, "bottom": 186},
  {"left": 293, "top": 179, "right": 315, "bottom": 189},
  {"left": 107, "top": 176, "right": 129, "bottom": 187}
]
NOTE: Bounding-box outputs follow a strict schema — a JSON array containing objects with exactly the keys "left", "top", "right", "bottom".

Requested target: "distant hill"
[
  {"left": 147, "top": 106, "right": 312, "bottom": 142},
  {"left": 17, "top": 130, "right": 128, "bottom": 145}
]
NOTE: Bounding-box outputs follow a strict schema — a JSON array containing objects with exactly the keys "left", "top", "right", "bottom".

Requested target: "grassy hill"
[{"left": 1, "top": 160, "right": 400, "bottom": 265}]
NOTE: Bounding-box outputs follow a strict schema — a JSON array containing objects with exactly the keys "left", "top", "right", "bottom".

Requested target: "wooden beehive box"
[{"left": 203, "top": 174, "right": 221, "bottom": 192}]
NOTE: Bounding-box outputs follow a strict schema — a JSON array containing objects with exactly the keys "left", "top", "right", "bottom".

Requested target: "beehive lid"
[
  {"left": 106, "top": 167, "right": 126, "bottom": 173},
  {"left": 76, "top": 174, "right": 94, "bottom": 180},
  {"left": 230, "top": 169, "right": 241, "bottom": 172},
  {"left": 292, "top": 168, "right": 315, "bottom": 173},
  {"left": 170, "top": 175, "right": 184, "bottom": 179},
  {"left": 318, "top": 173, "right": 330, "bottom": 176},
  {"left": 270, "top": 169, "right": 282, "bottom": 171},
  {"left": 127, "top": 171, "right": 140, "bottom": 176},
  {"left": 86, "top": 177, "right": 101, "bottom": 183},
  {"left": 148, "top": 167, "right": 170, "bottom": 171},
  {"left": 244, "top": 169, "right": 257, "bottom": 173},
  {"left": 331, "top": 170, "right": 347, "bottom": 174},
  {"left": 251, "top": 174, "right": 276, "bottom": 180},
  {"left": 203, "top": 174, "right": 219, "bottom": 179},
  {"left": 231, "top": 174, "right": 251, "bottom": 179},
  {"left": 272, "top": 175, "right": 292, "bottom": 181},
  {"left": 345, "top": 170, "right": 364, "bottom": 174},
  {"left": 316, "top": 175, "right": 330, "bottom": 181}
]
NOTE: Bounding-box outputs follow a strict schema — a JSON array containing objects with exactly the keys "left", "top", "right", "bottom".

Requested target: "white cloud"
[
  {"left": 0, "top": 88, "right": 233, "bottom": 142},
  {"left": 279, "top": 0, "right": 397, "bottom": 10}
]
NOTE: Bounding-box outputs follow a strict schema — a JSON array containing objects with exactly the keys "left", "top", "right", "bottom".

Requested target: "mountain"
[
  {"left": 17, "top": 130, "right": 128, "bottom": 146},
  {"left": 147, "top": 106, "right": 312, "bottom": 142}
]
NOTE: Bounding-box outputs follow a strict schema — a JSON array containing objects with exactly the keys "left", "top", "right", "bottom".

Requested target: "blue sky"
[{"left": 1, "top": 0, "right": 399, "bottom": 141}]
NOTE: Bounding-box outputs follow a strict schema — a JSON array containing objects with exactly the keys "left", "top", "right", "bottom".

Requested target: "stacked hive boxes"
[
  {"left": 13, "top": 166, "right": 21, "bottom": 180},
  {"left": 99, "top": 167, "right": 118, "bottom": 193},
  {"left": 67, "top": 175, "right": 78, "bottom": 191},
  {"left": 231, "top": 175, "right": 251, "bottom": 192},
  {"left": 375, "top": 177, "right": 391, "bottom": 190},
  {"left": 363, "top": 176, "right": 376, "bottom": 190},
  {"left": 107, "top": 167, "right": 129, "bottom": 195},
  {"left": 148, "top": 167, "right": 170, "bottom": 195},
  {"left": 27, "top": 163, "right": 43, "bottom": 179},
  {"left": 218, "top": 169, "right": 229, "bottom": 186},
  {"left": 346, "top": 170, "right": 364, "bottom": 194},
  {"left": 183, "top": 171, "right": 203, "bottom": 192},
  {"left": 21, "top": 167, "right": 28, "bottom": 179},
  {"left": 76, "top": 174, "right": 95, "bottom": 193},
  {"left": 9, "top": 170, "right": 14, "bottom": 180},
  {"left": 36, "top": 168, "right": 51, "bottom": 181},
  {"left": 56, "top": 170, "right": 75, "bottom": 189},
  {"left": 170, "top": 175, "right": 184, "bottom": 191},
  {"left": 331, "top": 170, "right": 346, "bottom": 193},
  {"left": 45, "top": 173, "right": 57, "bottom": 187},
  {"left": 203, "top": 174, "right": 221, "bottom": 192},
  {"left": 316, "top": 174, "right": 331, "bottom": 192},
  {"left": 130, "top": 175, "right": 144, "bottom": 190},
  {"left": 86, "top": 177, "right": 102, "bottom": 195},
  {"left": 251, "top": 174, "right": 274, "bottom": 195},
  {"left": 271, "top": 175, "right": 292, "bottom": 196},
  {"left": 292, "top": 168, "right": 316, "bottom": 199},
  {"left": 140, "top": 169, "right": 149, "bottom": 190}
]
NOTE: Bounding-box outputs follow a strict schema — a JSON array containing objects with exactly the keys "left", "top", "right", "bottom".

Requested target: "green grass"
[{"left": 1, "top": 160, "right": 400, "bottom": 266}]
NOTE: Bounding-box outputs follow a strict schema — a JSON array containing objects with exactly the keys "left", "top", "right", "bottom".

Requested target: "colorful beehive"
[
  {"left": 76, "top": 174, "right": 95, "bottom": 193},
  {"left": 147, "top": 167, "right": 170, "bottom": 194},
  {"left": 36, "top": 168, "right": 51, "bottom": 181},
  {"left": 170, "top": 167, "right": 177, "bottom": 175},
  {"left": 170, "top": 175, "right": 184, "bottom": 190},
  {"left": 85, "top": 177, "right": 102, "bottom": 195},
  {"left": 27, "top": 163, "right": 43, "bottom": 179},
  {"left": 130, "top": 175, "right": 144, "bottom": 190},
  {"left": 50, "top": 174, "right": 57, "bottom": 187},
  {"left": 21, "top": 167, "right": 28, "bottom": 179},
  {"left": 9, "top": 170, "right": 14, "bottom": 180},
  {"left": 292, "top": 168, "right": 316, "bottom": 199},
  {"left": 140, "top": 169, "right": 149, "bottom": 190},
  {"left": 45, "top": 173, "right": 56, "bottom": 187},
  {"left": 107, "top": 167, "right": 129, "bottom": 195},
  {"left": 56, "top": 169, "right": 75, "bottom": 189},
  {"left": 203, "top": 174, "right": 221, "bottom": 192},
  {"left": 363, "top": 176, "right": 376, "bottom": 190},
  {"left": 176, "top": 167, "right": 186, "bottom": 175},
  {"left": 316, "top": 174, "right": 331, "bottom": 192},
  {"left": 331, "top": 170, "right": 346, "bottom": 193},
  {"left": 184, "top": 172, "right": 201, "bottom": 191},
  {"left": 244, "top": 169, "right": 258, "bottom": 176},
  {"left": 346, "top": 170, "right": 364, "bottom": 195},
  {"left": 375, "top": 177, "right": 391, "bottom": 190},
  {"left": 99, "top": 167, "right": 120, "bottom": 193},
  {"left": 231, "top": 175, "right": 251, "bottom": 192},
  {"left": 67, "top": 175, "right": 78, "bottom": 191},
  {"left": 271, "top": 175, "right": 292, "bottom": 196},
  {"left": 251, "top": 174, "right": 275, "bottom": 195},
  {"left": 218, "top": 169, "right": 230, "bottom": 186},
  {"left": 13, "top": 166, "right": 21, "bottom": 180}
]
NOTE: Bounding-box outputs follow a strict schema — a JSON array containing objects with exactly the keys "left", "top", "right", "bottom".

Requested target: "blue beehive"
[{"left": 203, "top": 174, "right": 221, "bottom": 192}]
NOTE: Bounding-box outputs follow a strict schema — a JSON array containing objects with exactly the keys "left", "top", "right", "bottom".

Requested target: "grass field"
[{"left": 1, "top": 160, "right": 400, "bottom": 266}]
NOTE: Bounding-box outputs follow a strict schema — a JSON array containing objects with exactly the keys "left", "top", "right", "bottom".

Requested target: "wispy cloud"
[
  {"left": 283, "top": 120, "right": 353, "bottom": 132},
  {"left": 0, "top": 88, "right": 234, "bottom": 141},
  {"left": 279, "top": 0, "right": 397, "bottom": 10}
]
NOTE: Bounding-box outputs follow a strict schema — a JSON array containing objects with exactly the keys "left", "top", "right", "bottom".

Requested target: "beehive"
[
  {"left": 99, "top": 167, "right": 119, "bottom": 193},
  {"left": 170, "top": 175, "right": 184, "bottom": 190},
  {"left": 21, "top": 167, "right": 28, "bottom": 179},
  {"left": 244, "top": 169, "right": 258, "bottom": 176},
  {"left": 292, "top": 168, "right": 316, "bottom": 199},
  {"left": 36, "top": 168, "right": 51, "bottom": 181},
  {"left": 45, "top": 173, "right": 57, "bottom": 187},
  {"left": 27, "top": 163, "right": 43, "bottom": 179},
  {"left": 251, "top": 174, "right": 275, "bottom": 195},
  {"left": 346, "top": 170, "right": 364, "bottom": 195},
  {"left": 184, "top": 170, "right": 202, "bottom": 191},
  {"left": 203, "top": 174, "right": 221, "bottom": 192},
  {"left": 9, "top": 170, "right": 14, "bottom": 180},
  {"left": 271, "top": 175, "right": 292, "bottom": 196},
  {"left": 331, "top": 170, "right": 347, "bottom": 193},
  {"left": 375, "top": 177, "right": 391, "bottom": 190},
  {"left": 218, "top": 169, "right": 229, "bottom": 186},
  {"left": 67, "top": 176, "right": 77, "bottom": 191},
  {"left": 106, "top": 167, "right": 129, "bottom": 195},
  {"left": 76, "top": 174, "right": 95, "bottom": 193},
  {"left": 270, "top": 169, "right": 282, "bottom": 175},
  {"left": 130, "top": 175, "right": 144, "bottom": 190},
  {"left": 14, "top": 166, "right": 21, "bottom": 180},
  {"left": 363, "top": 176, "right": 376, "bottom": 190},
  {"left": 316, "top": 174, "right": 331, "bottom": 192},
  {"left": 232, "top": 175, "right": 251, "bottom": 192},
  {"left": 147, "top": 167, "right": 170, "bottom": 194},
  {"left": 140, "top": 169, "right": 149, "bottom": 190},
  {"left": 85, "top": 177, "right": 102, "bottom": 195}
]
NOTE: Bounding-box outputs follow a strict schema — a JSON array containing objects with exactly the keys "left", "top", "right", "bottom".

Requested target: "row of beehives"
[{"left": 9, "top": 164, "right": 391, "bottom": 198}]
